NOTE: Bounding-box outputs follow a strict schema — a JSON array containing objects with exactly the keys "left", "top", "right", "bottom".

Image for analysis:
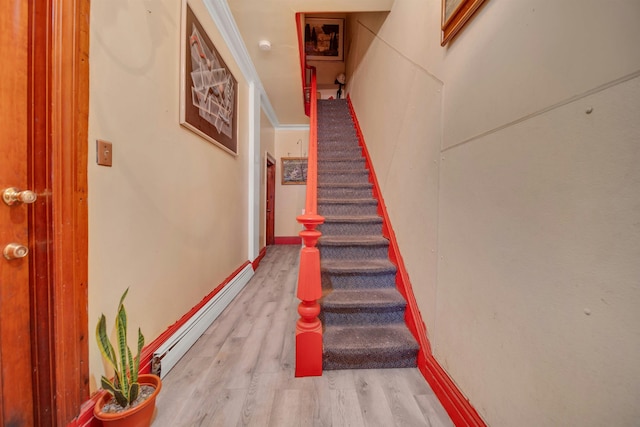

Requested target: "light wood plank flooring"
[{"left": 153, "top": 245, "right": 453, "bottom": 427}]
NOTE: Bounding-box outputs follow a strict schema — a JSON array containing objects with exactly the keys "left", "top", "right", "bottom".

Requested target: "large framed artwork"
[
  {"left": 304, "top": 18, "right": 344, "bottom": 61},
  {"left": 441, "top": 0, "right": 487, "bottom": 46},
  {"left": 281, "top": 157, "right": 308, "bottom": 185},
  {"left": 180, "top": 1, "right": 238, "bottom": 155}
]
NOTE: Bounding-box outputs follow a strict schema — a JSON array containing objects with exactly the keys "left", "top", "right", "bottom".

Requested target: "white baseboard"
[{"left": 152, "top": 264, "right": 254, "bottom": 378}]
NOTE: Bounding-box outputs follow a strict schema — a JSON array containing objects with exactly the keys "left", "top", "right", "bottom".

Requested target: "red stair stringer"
[{"left": 346, "top": 96, "right": 486, "bottom": 427}]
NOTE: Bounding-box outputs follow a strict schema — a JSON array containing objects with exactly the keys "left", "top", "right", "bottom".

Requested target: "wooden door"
[
  {"left": 266, "top": 158, "right": 276, "bottom": 245},
  {"left": 0, "top": 3, "right": 36, "bottom": 424},
  {"left": 0, "top": 0, "right": 90, "bottom": 425}
]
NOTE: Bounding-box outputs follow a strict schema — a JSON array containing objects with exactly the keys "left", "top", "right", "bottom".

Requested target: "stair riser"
[
  {"left": 318, "top": 135, "right": 358, "bottom": 142},
  {"left": 320, "top": 310, "right": 405, "bottom": 326},
  {"left": 318, "top": 122, "right": 355, "bottom": 128},
  {"left": 318, "top": 121, "right": 355, "bottom": 125},
  {"left": 319, "top": 222, "right": 382, "bottom": 236},
  {"left": 318, "top": 204, "right": 378, "bottom": 216},
  {"left": 323, "top": 351, "right": 418, "bottom": 370},
  {"left": 321, "top": 272, "right": 397, "bottom": 289},
  {"left": 319, "top": 244, "right": 389, "bottom": 260},
  {"left": 318, "top": 173, "right": 369, "bottom": 184},
  {"left": 318, "top": 125, "right": 357, "bottom": 131},
  {"left": 318, "top": 160, "right": 365, "bottom": 170},
  {"left": 318, "top": 188, "right": 373, "bottom": 198},
  {"left": 318, "top": 151, "right": 362, "bottom": 160},
  {"left": 318, "top": 144, "right": 360, "bottom": 152}
]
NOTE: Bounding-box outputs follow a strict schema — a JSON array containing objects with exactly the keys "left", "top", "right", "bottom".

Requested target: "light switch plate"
[{"left": 96, "top": 140, "right": 113, "bottom": 166}]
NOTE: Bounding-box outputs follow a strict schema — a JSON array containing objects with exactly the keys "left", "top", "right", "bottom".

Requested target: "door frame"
[
  {"left": 266, "top": 153, "right": 276, "bottom": 246},
  {"left": 29, "top": 0, "right": 90, "bottom": 424}
]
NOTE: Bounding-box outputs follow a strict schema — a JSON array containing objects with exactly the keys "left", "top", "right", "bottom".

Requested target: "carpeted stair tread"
[
  {"left": 324, "top": 324, "right": 418, "bottom": 352},
  {"left": 318, "top": 169, "right": 368, "bottom": 175},
  {"left": 322, "top": 215, "right": 382, "bottom": 224},
  {"left": 318, "top": 198, "right": 377, "bottom": 205},
  {"left": 318, "top": 183, "right": 374, "bottom": 197},
  {"left": 322, "top": 258, "right": 396, "bottom": 275},
  {"left": 321, "top": 288, "right": 406, "bottom": 310},
  {"left": 323, "top": 324, "right": 419, "bottom": 369},
  {"left": 318, "top": 182, "right": 373, "bottom": 189},
  {"left": 318, "top": 159, "right": 364, "bottom": 166},
  {"left": 318, "top": 235, "right": 388, "bottom": 246},
  {"left": 318, "top": 147, "right": 361, "bottom": 153}
]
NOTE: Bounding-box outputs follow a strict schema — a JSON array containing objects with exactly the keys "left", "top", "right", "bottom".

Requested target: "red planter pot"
[{"left": 94, "top": 374, "right": 162, "bottom": 427}]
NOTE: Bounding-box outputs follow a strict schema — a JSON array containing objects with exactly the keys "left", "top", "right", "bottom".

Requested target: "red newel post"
[{"left": 295, "top": 213, "right": 324, "bottom": 377}]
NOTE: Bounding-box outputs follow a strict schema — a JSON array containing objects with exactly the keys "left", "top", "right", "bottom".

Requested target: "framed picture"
[
  {"left": 304, "top": 18, "right": 344, "bottom": 61},
  {"left": 180, "top": 1, "right": 238, "bottom": 155},
  {"left": 441, "top": 0, "right": 487, "bottom": 46},
  {"left": 281, "top": 157, "right": 308, "bottom": 185}
]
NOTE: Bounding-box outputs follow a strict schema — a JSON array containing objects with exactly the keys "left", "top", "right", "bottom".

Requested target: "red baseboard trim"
[
  {"left": 252, "top": 246, "right": 267, "bottom": 270},
  {"left": 69, "top": 260, "right": 253, "bottom": 427},
  {"left": 68, "top": 393, "right": 102, "bottom": 427},
  {"left": 420, "top": 354, "right": 487, "bottom": 426},
  {"left": 275, "top": 236, "right": 302, "bottom": 245},
  {"left": 347, "top": 96, "right": 486, "bottom": 427}
]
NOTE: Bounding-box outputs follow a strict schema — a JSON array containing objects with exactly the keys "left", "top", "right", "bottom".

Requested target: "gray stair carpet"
[{"left": 316, "top": 99, "right": 419, "bottom": 370}]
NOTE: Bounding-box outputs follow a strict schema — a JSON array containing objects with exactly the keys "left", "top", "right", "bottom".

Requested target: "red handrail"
[
  {"left": 295, "top": 13, "right": 312, "bottom": 116},
  {"left": 295, "top": 68, "right": 324, "bottom": 377}
]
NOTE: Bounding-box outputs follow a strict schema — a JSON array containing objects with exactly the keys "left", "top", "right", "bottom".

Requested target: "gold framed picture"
[
  {"left": 441, "top": 0, "right": 487, "bottom": 46},
  {"left": 281, "top": 157, "right": 308, "bottom": 185}
]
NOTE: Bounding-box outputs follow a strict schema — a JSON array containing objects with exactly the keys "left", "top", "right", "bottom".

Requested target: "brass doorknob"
[
  {"left": 3, "top": 243, "right": 29, "bottom": 260},
  {"left": 2, "top": 187, "right": 37, "bottom": 206}
]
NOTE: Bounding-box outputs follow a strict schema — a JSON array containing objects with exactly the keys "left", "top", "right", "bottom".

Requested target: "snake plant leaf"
[
  {"left": 129, "top": 381, "right": 140, "bottom": 403},
  {"left": 118, "top": 287, "right": 129, "bottom": 310},
  {"left": 113, "top": 389, "right": 129, "bottom": 408},
  {"left": 101, "top": 376, "right": 129, "bottom": 408},
  {"left": 133, "top": 328, "right": 145, "bottom": 383},
  {"left": 127, "top": 346, "right": 135, "bottom": 395},
  {"left": 116, "top": 296, "right": 129, "bottom": 398},
  {"left": 101, "top": 375, "right": 117, "bottom": 395},
  {"left": 96, "top": 314, "right": 118, "bottom": 372}
]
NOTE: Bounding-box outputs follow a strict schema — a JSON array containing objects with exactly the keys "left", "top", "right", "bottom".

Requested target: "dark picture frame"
[
  {"left": 304, "top": 18, "right": 344, "bottom": 61},
  {"left": 180, "top": 1, "right": 238, "bottom": 155},
  {"left": 281, "top": 157, "right": 308, "bottom": 185},
  {"left": 441, "top": 0, "right": 487, "bottom": 46}
]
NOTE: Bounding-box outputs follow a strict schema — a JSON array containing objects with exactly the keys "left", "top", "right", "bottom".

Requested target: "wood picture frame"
[
  {"left": 304, "top": 18, "right": 344, "bottom": 61},
  {"left": 441, "top": 0, "right": 487, "bottom": 46},
  {"left": 180, "top": 1, "right": 238, "bottom": 155},
  {"left": 281, "top": 157, "right": 308, "bottom": 185}
]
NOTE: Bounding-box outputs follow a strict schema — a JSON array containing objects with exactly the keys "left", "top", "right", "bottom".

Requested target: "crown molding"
[
  {"left": 275, "top": 124, "right": 310, "bottom": 132},
  {"left": 202, "top": 0, "right": 279, "bottom": 128}
]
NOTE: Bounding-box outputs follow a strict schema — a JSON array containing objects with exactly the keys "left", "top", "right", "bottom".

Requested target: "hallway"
[{"left": 152, "top": 245, "right": 453, "bottom": 426}]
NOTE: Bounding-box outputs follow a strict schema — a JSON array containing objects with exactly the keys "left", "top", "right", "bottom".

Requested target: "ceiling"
[{"left": 221, "top": 0, "right": 395, "bottom": 127}]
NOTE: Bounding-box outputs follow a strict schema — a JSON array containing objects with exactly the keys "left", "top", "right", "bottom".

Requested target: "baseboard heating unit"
[{"left": 152, "top": 264, "right": 254, "bottom": 378}]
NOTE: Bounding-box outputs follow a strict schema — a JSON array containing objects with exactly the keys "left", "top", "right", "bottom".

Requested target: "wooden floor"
[{"left": 153, "top": 245, "right": 453, "bottom": 427}]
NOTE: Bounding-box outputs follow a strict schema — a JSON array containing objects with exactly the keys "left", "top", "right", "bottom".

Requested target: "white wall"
[
  {"left": 88, "top": 0, "right": 251, "bottom": 391},
  {"left": 346, "top": 0, "right": 640, "bottom": 425},
  {"left": 274, "top": 128, "right": 309, "bottom": 238},
  {"left": 346, "top": 8, "right": 443, "bottom": 348}
]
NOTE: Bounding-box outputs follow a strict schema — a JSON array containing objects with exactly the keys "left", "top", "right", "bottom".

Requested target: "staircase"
[{"left": 316, "top": 99, "right": 419, "bottom": 370}]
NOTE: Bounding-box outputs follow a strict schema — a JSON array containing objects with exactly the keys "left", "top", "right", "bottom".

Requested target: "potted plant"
[{"left": 94, "top": 288, "right": 162, "bottom": 427}]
